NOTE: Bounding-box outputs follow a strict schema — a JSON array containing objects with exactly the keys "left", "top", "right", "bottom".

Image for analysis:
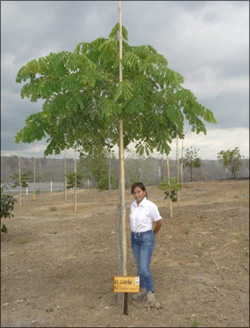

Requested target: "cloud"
[{"left": 1, "top": 1, "right": 249, "bottom": 158}]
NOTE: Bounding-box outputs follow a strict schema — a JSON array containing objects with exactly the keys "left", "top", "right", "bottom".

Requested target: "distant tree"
[
  {"left": 79, "top": 149, "right": 118, "bottom": 190},
  {"left": 217, "top": 147, "right": 243, "bottom": 179},
  {"left": 1, "top": 186, "right": 17, "bottom": 233},
  {"left": 66, "top": 172, "right": 83, "bottom": 189},
  {"left": 183, "top": 147, "right": 201, "bottom": 181},
  {"left": 157, "top": 156, "right": 165, "bottom": 182},
  {"left": 9, "top": 170, "right": 33, "bottom": 188}
]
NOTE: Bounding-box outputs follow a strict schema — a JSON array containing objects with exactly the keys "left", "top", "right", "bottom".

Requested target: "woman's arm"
[{"left": 153, "top": 219, "right": 162, "bottom": 235}]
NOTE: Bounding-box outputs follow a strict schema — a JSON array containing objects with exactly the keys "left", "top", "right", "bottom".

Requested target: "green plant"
[
  {"left": 18, "top": 237, "right": 28, "bottom": 244},
  {"left": 189, "top": 217, "right": 197, "bottom": 224},
  {"left": 183, "top": 228, "right": 190, "bottom": 235},
  {"left": 50, "top": 207, "right": 57, "bottom": 211},
  {"left": 236, "top": 233, "right": 242, "bottom": 240},
  {"left": 15, "top": 24, "right": 216, "bottom": 158},
  {"left": 183, "top": 147, "right": 201, "bottom": 181},
  {"left": 158, "top": 177, "right": 182, "bottom": 203},
  {"left": 217, "top": 146, "right": 243, "bottom": 179},
  {"left": 1, "top": 186, "right": 17, "bottom": 233},
  {"left": 66, "top": 172, "right": 83, "bottom": 189},
  {"left": 9, "top": 170, "right": 33, "bottom": 188},
  {"left": 192, "top": 319, "right": 199, "bottom": 328}
]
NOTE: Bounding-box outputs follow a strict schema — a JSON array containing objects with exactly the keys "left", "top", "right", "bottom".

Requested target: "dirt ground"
[{"left": 1, "top": 180, "right": 249, "bottom": 327}]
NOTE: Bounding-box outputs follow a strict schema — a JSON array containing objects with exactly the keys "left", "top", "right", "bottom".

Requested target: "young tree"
[
  {"left": 15, "top": 21, "right": 217, "bottom": 308},
  {"left": 9, "top": 170, "right": 33, "bottom": 188},
  {"left": 1, "top": 186, "right": 17, "bottom": 233},
  {"left": 217, "top": 147, "right": 243, "bottom": 179},
  {"left": 183, "top": 147, "right": 201, "bottom": 181},
  {"left": 79, "top": 148, "right": 118, "bottom": 190},
  {"left": 66, "top": 173, "right": 83, "bottom": 189}
]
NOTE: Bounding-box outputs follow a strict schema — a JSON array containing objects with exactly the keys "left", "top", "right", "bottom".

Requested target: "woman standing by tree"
[{"left": 130, "top": 182, "right": 162, "bottom": 307}]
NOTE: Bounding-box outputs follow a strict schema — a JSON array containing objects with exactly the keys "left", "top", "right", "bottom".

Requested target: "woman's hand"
[{"left": 153, "top": 219, "right": 162, "bottom": 235}]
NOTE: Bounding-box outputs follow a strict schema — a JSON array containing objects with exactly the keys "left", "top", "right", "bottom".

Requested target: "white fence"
[
  {"left": 2, "top": 182, "right": 65, "bottom": 194},
  {"left": 1, "top": 180, "right": 93, "bottom": 194}
]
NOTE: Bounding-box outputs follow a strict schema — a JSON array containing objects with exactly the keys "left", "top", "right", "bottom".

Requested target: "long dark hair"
[{"left": 131, "top": 182, "right": 148, "bottom": 199}]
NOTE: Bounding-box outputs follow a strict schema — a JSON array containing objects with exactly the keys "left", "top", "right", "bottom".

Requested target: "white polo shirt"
[{"left": 129, "top": 197, "right": 162, "bottom": 233}]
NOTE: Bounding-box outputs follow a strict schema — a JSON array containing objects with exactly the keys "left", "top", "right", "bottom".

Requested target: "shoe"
[
  {"left": 147, "top": 291, "right": 156, "bottom": 307},
  {"left": 132, "top": 288, "right": 147, "bottom": 301}
]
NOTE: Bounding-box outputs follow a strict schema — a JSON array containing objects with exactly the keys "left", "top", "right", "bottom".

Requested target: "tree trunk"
[
  {"left": 166, "top": 155, "right": 173, "bottom": 218},
  {"left": 190, "top": 165, "right": 193, "bottom": 181}
]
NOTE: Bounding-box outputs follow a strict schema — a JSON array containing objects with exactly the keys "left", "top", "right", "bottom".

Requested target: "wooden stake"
[
  {"left": 74, "top": 147, "right": 77, "bottom": 211},
  {"left": 166, "top": 155, "right": 172, "bottom": 218},
  {"left": 18, "top": 151, "right": 22, "bottom": 207},
  {"left": 116, "top": 179, "right": 123, "bottom": 305},
  {"left": 33, "top": 157, "right": 36, "bottom": 200},
  {"left": 64, "top": 150, "right": 67, "bottom": 200},
  {"left": 119, "top": 0, "right": 128, "bottom": 315},
  {"left": 176, "top": 136, "right": 180, "bottom": 206},
  {"left": 180, "top": 139, "right": 184, "bottom": 186}
]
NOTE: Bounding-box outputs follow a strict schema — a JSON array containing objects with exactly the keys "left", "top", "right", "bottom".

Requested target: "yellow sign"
[{"left": 113, "top": 276, "right": 140, "bottom": 293}]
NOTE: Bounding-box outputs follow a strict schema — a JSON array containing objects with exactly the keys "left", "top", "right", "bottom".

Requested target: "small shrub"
[
  {"left": 236, "top": 233, "right": 242, "bottom": 240},
  {"left": 190, "top": 217, "right": 197, "bottom": 224},
  {"left": 50, "top": 207, "right": 57, "bottom": 211},
  {"left": 1, "top": 186, "right": 17, "bottom": 232},
  {"left": 18, "top": 237, "right": 28, "bottom": 244},
  {"left": 192, "top": 319, "right": 199, "bottom": 328}
]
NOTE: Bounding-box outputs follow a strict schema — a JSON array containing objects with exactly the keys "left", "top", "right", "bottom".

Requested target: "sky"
[{"left": 1, "top": 1, "right": 249, "bottom": 160}]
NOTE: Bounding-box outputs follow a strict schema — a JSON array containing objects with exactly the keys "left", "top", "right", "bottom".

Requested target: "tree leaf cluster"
[
  {"left": 15, "top": 23, "right": 217, "bottom": 156},
  {"left": 0, "top": 186, "right": 17, "bottom": 219},
  {"left": 9, "top": 170, "right": 33, "bottom": 188}
]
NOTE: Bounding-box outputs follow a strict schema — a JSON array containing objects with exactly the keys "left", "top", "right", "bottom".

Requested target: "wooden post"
[
  {"left": 166, "top": 155, "right": 173, "bottom": 218},
  {"left": 64, "top": 150, "right": 67, "bottom": 200},
  {"left": 176, "top": 136, "right": 180, "bottom": 206},
  {"left": 39, "top": 158, "right": 42, "bottom": 193},
  {"left": 180, "top": 138, "right": 184, "bottom": 186},
  {"left": 18, "top": 153, "right": 22, "bottom": 207},
  {"left": 74, "top": 147, "right": 77, "bottom": 211},
  {"left": 119, "top": 0, "right": 128, "bottom": 315},
  {"left": 33, "top": 157, "right": 36, "bottom": 200},
  {"left": 116, "top": 179, "right": 123, "bottom": 305}
]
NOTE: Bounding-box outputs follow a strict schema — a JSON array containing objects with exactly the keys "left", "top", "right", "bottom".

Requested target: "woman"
[{"left": 130, "top": 182, "right": 162, "bottom": 307}]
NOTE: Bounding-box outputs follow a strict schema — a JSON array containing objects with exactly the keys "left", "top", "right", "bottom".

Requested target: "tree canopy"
[
  {"left": 15, "top": 23, "right": 217, "bottom": 156},
  {"left": 217, "top": 147, "right": 243, "bottom": 179}
]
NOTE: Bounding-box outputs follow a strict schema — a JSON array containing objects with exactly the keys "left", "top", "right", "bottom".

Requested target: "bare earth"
[{"left": 1, "top": 180, "right": 249, "bottom": 327}]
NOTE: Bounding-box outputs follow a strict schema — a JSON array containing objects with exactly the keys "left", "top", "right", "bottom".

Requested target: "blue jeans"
[{"left": 131, "top": 230, "right": 155, "bottom": 292}]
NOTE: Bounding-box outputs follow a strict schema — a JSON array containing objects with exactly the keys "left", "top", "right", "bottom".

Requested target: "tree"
[
  {"left": 79, "top": 148, "right": 118, "bottom": 191},
  {"left": 1, "top": 186, "right": 17, "bottom": 233},
  {"left": 15, "top": 22, "right": 217, "bottom": 310},
  {"left": 183, "top": 147, "right": 201, "bottom": 181},
  {"left": 158, "top": 177, "right": 182, "bottom": 203},
  {"left": 65, "top": 172, "right": 83, "bottom": 189},
  {"left": 217, "top": 147, "right": 243, "bottom": 179},
  {"left": 9, "top": 170, "right": 33, "bottom": 188}
]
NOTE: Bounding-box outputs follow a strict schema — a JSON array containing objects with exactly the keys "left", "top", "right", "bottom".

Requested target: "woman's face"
[{"left": 133, "top": 187, "right": 146, "bottom": 204}]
